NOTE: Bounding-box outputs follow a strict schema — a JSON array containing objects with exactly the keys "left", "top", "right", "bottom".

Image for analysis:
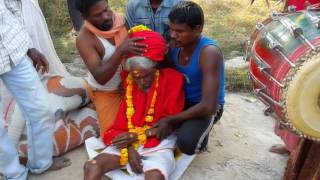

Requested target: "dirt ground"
[{"left": 29, "top": 93, "right": 288, "bottom": 180}]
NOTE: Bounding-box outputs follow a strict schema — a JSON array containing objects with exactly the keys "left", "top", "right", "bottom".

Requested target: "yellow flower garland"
[
  {"left": 128, "top": 25, "right": 152, "bottom": 34},
  {"left": 119, "top": 70, "right": 160, "bottom": 166}
]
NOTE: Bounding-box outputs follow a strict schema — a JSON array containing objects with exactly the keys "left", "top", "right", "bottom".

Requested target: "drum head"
[{"left": 283, "top": 51, "right": 320, "bottom": 140}]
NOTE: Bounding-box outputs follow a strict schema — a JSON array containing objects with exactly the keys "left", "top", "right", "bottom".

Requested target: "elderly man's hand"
[
  {"left": 112, "top": 132, "right": 138, "bottom": 149},
  {"left": 128, "top": 146, "right": 143, "bottom": 174},
  {"left": 27, "top": 48, "right": 49, "bottom": 74},
  {"left": 153, "top": 117, "right": 175, "bottom": 140}
]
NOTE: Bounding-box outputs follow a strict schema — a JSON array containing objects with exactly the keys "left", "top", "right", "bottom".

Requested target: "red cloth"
[
  {"left": 127, "top": 31, "right": 167, "bottom": 61},
  {"left": 103, "top": 68, "right": 184, "bottom": 148},
  {"left": 275, "top": 120, "right": 300, "bottom": 152},
  {"left": 287, "top": 0, "right": 320, "bottom": 10}
]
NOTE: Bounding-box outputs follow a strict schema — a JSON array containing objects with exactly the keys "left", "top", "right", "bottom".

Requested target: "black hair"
[
  {"left": 75, "top": 0, "right": 105, "bottom": 15},
  {"left": 168, "top": 1, "right": 204, "bottom": 28}
]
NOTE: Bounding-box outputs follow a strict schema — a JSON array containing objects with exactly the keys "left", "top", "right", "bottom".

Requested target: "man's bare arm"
[
  {"left": 76, "top": 30, "right": 146, "bottom": 85},
  {"left": 170, "top": 45, "right": 222, "bottom": 123},
  {"left": 154, "top": 45, "right": 223, "bottom": 139}
]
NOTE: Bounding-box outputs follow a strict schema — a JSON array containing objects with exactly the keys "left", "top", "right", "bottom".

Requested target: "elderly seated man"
[{"left": 83, "top": 26, "right": 185, "bottom": 180}]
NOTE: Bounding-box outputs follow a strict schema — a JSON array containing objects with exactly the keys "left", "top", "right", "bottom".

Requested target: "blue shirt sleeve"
[{"left": 125, "top": 0, "right": 135, "bottom": 29}]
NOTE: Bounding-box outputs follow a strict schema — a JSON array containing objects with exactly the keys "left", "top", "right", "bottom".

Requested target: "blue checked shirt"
[
  {"left": 0, "top": 0, "right": 33, "bottom": 75},
  {"left": 126, "top": 0, "right": 182, "bottom": 41}
]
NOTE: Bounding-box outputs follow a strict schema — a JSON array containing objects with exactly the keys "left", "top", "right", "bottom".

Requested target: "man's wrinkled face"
[
  {"left": 169, "top": 22, "right": 202, "bottom": 47},
  {"left": 130, "top": 64, "right": 156, "bottom": 91},
  {"left": 87, "top": 0, "right": 113, "bottom": 31}
]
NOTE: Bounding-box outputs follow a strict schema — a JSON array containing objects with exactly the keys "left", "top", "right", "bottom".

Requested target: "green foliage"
[
  {"left": 226, "top": 68, "right": 252, "bottom": 92},
  {"left": 108, "top": 0, "right": 127, "bottom": 12},
  {"left": 39, "top": 0, "right": 76, "bottom": 63},
  {"left": 194, "top": 0, "right": 282, "bottom": 58}
]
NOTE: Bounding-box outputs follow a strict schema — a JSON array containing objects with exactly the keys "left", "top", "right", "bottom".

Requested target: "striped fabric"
[{"left": 0, "top": 0, "right": 32, "bottom": 75}]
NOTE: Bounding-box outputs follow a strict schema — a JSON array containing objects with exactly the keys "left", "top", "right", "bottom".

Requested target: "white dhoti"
[{"left": 102, "top": 135, "right": 177, "bottom": 180}]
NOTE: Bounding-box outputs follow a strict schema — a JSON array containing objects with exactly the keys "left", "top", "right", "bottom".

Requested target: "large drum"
[{"left": 248, "top": 5, "right": 320, "bottom": 141}]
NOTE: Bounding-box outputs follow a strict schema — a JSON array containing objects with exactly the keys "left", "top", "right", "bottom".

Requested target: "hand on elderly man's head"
[
  {"left": 127, "top": 31, "right": 167, "bottom": 61},
  {"left": 119, "top": 36, "right": 147, "bottom": 56}
]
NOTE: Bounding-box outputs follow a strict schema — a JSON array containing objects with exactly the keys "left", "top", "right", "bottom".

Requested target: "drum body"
[{"left": 248, "top": 8, "right": 320, "bottom": 140}]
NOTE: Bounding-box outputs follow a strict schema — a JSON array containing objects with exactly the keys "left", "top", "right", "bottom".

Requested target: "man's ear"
[
  {"left": 195, "top": 25, "right": 203, "bottom": 32},
  {"left": 192, "top": 25, "right": 203, "bottom": 35}
]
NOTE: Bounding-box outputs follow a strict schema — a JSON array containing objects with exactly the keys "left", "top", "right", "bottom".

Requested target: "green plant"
[
  {"left": 39, "top": 0, "right": 76, "bottom": 63},
  {"left": 226, "top": 68, "right": 252, "bottom": 92}
]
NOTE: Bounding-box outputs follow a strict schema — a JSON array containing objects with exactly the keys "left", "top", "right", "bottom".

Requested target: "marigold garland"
[
  {"left": 128, "top": 25, "right": 152, "bottom": 34},
  {"left": 119, "top": 70, "right": 160, "bottom": 166}
]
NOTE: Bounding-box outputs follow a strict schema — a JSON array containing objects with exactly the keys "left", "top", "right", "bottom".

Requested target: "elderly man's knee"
[
  {"left": 84, "top": 160, "right": 101, "bottom": 176},
  {"left": 177, "top": 136, "right": 197, "bottom": 155},
  {"left": 145, "top": 169, "right": 165, "bottom": 180}
]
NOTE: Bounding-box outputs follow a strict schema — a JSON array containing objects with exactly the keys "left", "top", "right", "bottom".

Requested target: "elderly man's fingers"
[
  {"left": 135, "top": 162, "right": 143, "bottom": 174},
  {"left": 130, "top": 158, "right": 142, "bottom": 174},
  {"left": 112, "top": 138, "right": 128, "bottom": 146},
  {"left": 113, "top": 138, "right": 137, "bottom": 148},
  {"left": 130, "top": 162, "right": 139, "bottom": 174},
  {"left": 114, "top": 133, "right": 137, "bottom": 143},
  {"left": 112, "top": 134, "right": 128, "bottom": 142},
  {"left": 129, "top": 158, "right": 139, "bottom": 173},
  {"left": 114, "top": 143, "right": 127, "bottom": 149}
]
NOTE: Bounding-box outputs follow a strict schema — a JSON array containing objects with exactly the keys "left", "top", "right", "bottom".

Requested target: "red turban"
[{"left": 128, "top": 31, "right": 167, "bottom": 61}]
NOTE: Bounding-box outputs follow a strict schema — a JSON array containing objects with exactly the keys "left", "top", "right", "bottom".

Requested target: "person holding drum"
[{"left": 154, "top": 1, "right": 225, "bottom": 155}]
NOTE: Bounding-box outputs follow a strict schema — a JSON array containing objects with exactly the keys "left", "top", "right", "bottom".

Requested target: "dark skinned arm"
[
  {"left": 76, "top": 30, "right": 146, "bottom": 85},
  {"left": 154, "top": 45, "right": 223, "bottom": 139}
]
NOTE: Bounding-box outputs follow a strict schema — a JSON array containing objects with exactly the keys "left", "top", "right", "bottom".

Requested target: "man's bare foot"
[
  {"left": 20, "top": 156, "right": 71, "bottom": 171},
  {"left": 48, "top": 157, "right": 72, "bottom": 171},
  {"left": 269, "top": 144, "right": 290, "bottom": 155}
]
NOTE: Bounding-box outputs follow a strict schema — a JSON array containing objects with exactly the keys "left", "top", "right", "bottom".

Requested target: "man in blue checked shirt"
[{"left": 126, "top": 0, "right": 182, "bottom": 41}]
